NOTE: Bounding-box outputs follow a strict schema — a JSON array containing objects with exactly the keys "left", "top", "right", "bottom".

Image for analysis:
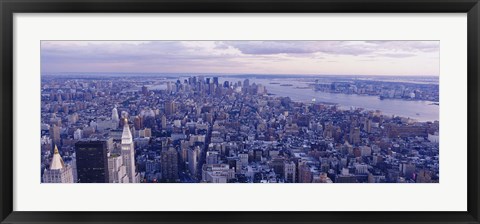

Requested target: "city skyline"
[
  {"left": 40, "top": 40, "right": 439, "bottom": 184},
  {"left": 41, "top": 74, "right": 439, "bottom": 184},
  {"left": 41, "top": 41, "right": 440, "bottom": 76}
]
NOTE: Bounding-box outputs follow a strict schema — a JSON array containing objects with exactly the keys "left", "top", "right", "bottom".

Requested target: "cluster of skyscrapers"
[
  {"left": 41, "top": 74, "right": 439, "bottom": 183},
  {"left": 42, "top": 110, "right": 138, "bottom": 183}
]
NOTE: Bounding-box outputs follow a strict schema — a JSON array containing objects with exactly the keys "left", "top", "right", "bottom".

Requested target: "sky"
[{"left": 41, "top": 40, "right": 439, "bottom": 76}]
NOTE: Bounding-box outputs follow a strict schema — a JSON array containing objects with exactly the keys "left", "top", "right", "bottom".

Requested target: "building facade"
[
  {"left": 75, "top": 139, "right": 109, "bottom": 183},
  {"left": 42, "top": 145, "right": 74, "bottom": 183}
]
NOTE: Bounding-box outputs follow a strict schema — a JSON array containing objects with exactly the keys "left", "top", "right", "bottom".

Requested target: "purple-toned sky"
[{"left": 41, "top": 41, "right": 439, "bottom": 76}]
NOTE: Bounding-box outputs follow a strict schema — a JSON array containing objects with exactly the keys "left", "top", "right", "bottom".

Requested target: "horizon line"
[{"left": 41, "top": 71, "right": 440, "bottom": 77}]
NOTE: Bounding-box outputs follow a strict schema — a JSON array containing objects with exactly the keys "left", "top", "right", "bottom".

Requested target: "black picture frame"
[{"left": 1, "top": 0, "right": 479, "bottom": 223}]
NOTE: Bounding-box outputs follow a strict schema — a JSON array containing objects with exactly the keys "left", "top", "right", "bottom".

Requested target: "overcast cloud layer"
[{"left": 41, "top": 41, "right": 439, "bottom": 76}]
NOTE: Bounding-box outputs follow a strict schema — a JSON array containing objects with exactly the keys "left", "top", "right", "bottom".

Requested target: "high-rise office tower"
[
  {"left": 112, "top": 106, "right": 120, "bottom": 127},
  {"left": 108, "top": 153, "right": 129, "bottom": 183},
  {"left": 49, "top": 124, "right": 61, "bottom": 146},
  {"left": 298, "top": 161, "right": 312, "bottom": 183},
  {"left": 349, "top": 127, "right": 361, "bottom": 145},
  {"left": 75, "top": 139, "right": 109, "bottom": 183},
  {"left": 284, "top": 161, "right": 296, "bottom": 183},
  {"left": 165, "top": 101, "right": 176, "bottom": 116},
  {"left": 161, "top": 147, "right": 179, "bottom": 182},
  {"left": 133, "top": 116, "right": 143, "bottom": 130},
  {"left": 188, "top": 146, "right": 201, "bottom": 176},
  {"left": 42, "top": 145, "right": 74, "bottom": 183},
  {"left": 161, "top": 114, "right": 167, "bottom": 130},
  {"left": 49, "top": 113, "right": 62, "bottom": 126},
  {"left": 121, "top": 118, "right": 137, "bottom": 183}
]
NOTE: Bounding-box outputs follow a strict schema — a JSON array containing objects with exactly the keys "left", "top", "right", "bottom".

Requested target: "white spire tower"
[
  {"left": 42, "top": 145, "right": 73, "bottom": 183},
  {"left": 50, "top": 145, "right": 65, "bottom": 170},
  {"left": 121, "top": 118, "right": 137, "bottom": 183}
]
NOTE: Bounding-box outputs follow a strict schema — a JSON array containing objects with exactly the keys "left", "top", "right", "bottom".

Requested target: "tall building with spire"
[
  {"left": 112, "top": 106, "right": 120, "bottom": 128},
  {"left": 42, "top": 145, "right": 74, "bottom": 183},
  {"left": 121, "top": 118, "right": 138, "bottom": 183}
]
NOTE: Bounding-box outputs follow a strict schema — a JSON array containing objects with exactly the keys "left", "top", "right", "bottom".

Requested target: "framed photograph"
[{"left": 1, "top": 0, "right": 479, "bottom": 223}]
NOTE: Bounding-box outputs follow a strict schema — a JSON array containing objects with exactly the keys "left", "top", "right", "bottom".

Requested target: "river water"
[{"left": 149, "top": 77, "right": 439, "bottom": 122}]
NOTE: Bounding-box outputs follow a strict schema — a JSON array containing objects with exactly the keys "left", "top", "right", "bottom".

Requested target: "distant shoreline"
[{"left": 41, "top": 72, "right": 440, "bottom": 79}]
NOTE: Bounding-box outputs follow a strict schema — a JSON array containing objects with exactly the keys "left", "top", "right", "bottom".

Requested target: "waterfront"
[
  {"left": 41, "top": 40, "right": 440, "bottom": 184},
  {"left": 148, "top": 76, "right": 439, "bottom": 122},
  {"left": 42, "top": 75, "right": 440, "bottom": 184}
]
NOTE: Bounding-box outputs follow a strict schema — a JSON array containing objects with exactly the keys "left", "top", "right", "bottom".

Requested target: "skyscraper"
[
  {"left": 161, "top": 146, "right": 179, "bottom": 182},
  {"left": 188, "top": 146, "right": 201, "bottom": 177},
  {"left": 133, "top": 116, "right": 143, "bottom": 130},
  {"left": 161, "top": 114, "right": 167, "bottom": 130},
  {"left": 42, "top": 145, "right": 74, "bottom": 183},
  {"left": 75, "top": 140, "right": 109, "bottom": 183},
  {"left": 121, "top": 118, "right": 137, "bottom": 183},
  {"left": 108, "top": 153, "right": 129, "bottom": 183},
  {"left": 349, "top": 127, "right": 361, "bottom": 145},
  {"left": 165, "top": 101, "right": 176, "bottom": 116},
  {"left": 112, "top": 106, "right": 120, "bottom": 128},
  {"left": 284, "top": 161, "right": 296, "bottom": 183},
  {"left": 49, "top": 124, "right": 61, "bottom": 146}
]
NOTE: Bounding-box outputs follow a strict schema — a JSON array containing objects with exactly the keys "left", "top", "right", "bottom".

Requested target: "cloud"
[
  {"left": 379, "top": 53, "right": 417, "bottom": 58},
  {"left": 365, "top": 40, "right": 440, "bottom": 53},
  {"left": 226, "top": 41, "right": 373, "bottom": 56},
  {"left": 41, "top": 40, "right": 439, "bottom": 76},
  {"left": 224, "top": 41, "right": 438, "bottom": 57}
]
